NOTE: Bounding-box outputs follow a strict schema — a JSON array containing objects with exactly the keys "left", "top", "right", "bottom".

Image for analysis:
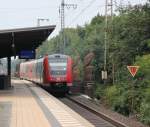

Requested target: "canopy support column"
[{"left": 7, "top": 57, "right": 11, "bottom": 88}]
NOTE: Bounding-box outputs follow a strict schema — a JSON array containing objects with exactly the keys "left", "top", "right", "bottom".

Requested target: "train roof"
[
  {"left": 48, "top": 54, "right": 69, "bottom": 58},
  {"left": 20, "top": 54, "right": 70, "bottom": 64}
]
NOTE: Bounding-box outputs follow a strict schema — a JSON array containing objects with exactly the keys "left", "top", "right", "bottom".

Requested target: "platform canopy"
[{"left": 0, "top": 25, "right": 55, "bottom": 58}]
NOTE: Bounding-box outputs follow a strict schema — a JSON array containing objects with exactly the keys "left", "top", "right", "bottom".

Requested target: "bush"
[
  {"left": 105, "top": 85, "right": 130, "bottom": 116},
  {"left": 139, "top": 87, "right": 150, "bottom": 125},
  {"left": 112, "top": 93, "right": 130, "bottom": 116},
  {"left": 105, "top": 85, "right": 120, "bottom": 106},
  {"left": 94, "top": 84, "right": 105, "bottom": 100},
  {"left": 140, "top": 103, "right": 150, "bottom": 125},
  {"left": 140, "top": 102, "right": 150, "bottom": 125}
]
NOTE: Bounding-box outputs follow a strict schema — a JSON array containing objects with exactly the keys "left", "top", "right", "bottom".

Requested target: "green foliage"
[
  {"left": 100, "top": 84, "right": 130, "bottom": 116},
  {"left": 135, "top": 54, "right": 150, "bottom": 79},
  {"left": 140, "top": 103, "right": 150, "bottom": 125},
  {"left": 112, "top": 92, "right": 130, "bottom": 116},
  {"left": 128, "top": 55, "right": 150, "bottom": 125},
  {"left": 94, "top": 84, "right": 105, "bottom": 100},
  {"left": 105, "top": 85, "right": 119, "bottom": 105},
  {"left": 139, "top": 88, "right": 150, "bottom": 125}
]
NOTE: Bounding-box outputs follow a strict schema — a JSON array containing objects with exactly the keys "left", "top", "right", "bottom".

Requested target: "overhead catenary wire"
[
  {"left": 67, "top": 0, "right": 98, "bottom": 26},
  {"left": 66, "top": 4, "right": 105, "bottom": 27}
]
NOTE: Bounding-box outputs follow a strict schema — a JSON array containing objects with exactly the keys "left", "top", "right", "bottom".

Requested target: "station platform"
[{"left": 0, "top": 79, "right": 94, "bottom": 127}]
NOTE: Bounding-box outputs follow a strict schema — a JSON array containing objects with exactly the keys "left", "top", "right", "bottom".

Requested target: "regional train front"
[{"left": 46, "top": 54, "right": 73, "bottom": 92}]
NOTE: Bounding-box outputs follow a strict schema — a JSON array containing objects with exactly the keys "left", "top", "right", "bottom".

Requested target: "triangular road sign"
[{"left": 127, "top": 66, "right": 139, "bottom": 77}]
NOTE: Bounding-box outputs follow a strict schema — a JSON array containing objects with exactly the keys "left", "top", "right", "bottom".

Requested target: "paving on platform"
[{"left": 0, "top": 79, "right": 94, "bottom": 127}]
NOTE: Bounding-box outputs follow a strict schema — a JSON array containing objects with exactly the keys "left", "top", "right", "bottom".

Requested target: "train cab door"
[{"left": 39, "top": 61, "right": 43, "bottom": 84}]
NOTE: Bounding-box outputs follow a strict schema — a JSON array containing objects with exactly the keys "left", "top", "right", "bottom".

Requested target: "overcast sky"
[{"left": 0, "top": 0, "right": 147, "bottom": 37}]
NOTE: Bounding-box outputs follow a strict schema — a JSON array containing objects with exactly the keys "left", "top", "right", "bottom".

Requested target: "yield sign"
[{"left": 127, "top": 66, "right": 139, "bottom": 77}]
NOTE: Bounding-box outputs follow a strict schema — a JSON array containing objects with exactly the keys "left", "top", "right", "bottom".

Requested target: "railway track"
[{"left": 60, "top": 95, "right": 124, "bottom": 127}]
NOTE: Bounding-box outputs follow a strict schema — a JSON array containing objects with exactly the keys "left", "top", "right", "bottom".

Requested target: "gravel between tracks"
[{"left": 67, "top": 94, "right": 148, "bottom": 127}]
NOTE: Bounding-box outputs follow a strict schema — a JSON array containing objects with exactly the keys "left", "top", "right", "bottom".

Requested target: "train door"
[
  {"left": 36, "top": 61, "right": 41, "bottom": 83},
  {"left": 39, "top": 61, "right": 43, "bottom": 83}
]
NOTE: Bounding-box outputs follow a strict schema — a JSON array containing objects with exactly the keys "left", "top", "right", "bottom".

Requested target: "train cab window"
[{"left": 48, "top": 58, "right": 67, "bottom": 76}]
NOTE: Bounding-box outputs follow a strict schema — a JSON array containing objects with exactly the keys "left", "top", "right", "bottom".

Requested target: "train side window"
[
  {"left": 37, "top": 62, "right": 40, "bottom": 76},
  {"left": 36, "top": 61, "right": 42, "bottom": 77}
]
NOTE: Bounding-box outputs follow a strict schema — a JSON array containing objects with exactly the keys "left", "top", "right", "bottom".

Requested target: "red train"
[{"left": 20, "top": 54, "right": 73, "bottom": 93}]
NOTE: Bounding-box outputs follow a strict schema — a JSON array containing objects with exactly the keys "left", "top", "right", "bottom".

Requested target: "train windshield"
[{"left": 49, "top": 58, "right": 67, "bottom": 76}]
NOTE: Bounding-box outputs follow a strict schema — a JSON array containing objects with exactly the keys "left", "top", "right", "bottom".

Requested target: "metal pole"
[
  {"left": 104, "top": 0, "right": 108, "bottom": 72},
  {"left": 37, "top": 18, "right": 40, "bottom": 27},
  {"left": 60, "top": 0, "right": 77, "bottom": 54},
  {"left": 103, "top": 0, "right": 113, "bottom": 81},
  {"left": 110, "top": 0, "right": 113, "bottom": 20},
  {"left": 7, "top": 57, "right": 11, "bottom": 76},
  {"left": 61, "top": 0, "right": 65, "bottom": 53},
  {"left": 7, "top": 56, "right": 11, "bottom": 88}
]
